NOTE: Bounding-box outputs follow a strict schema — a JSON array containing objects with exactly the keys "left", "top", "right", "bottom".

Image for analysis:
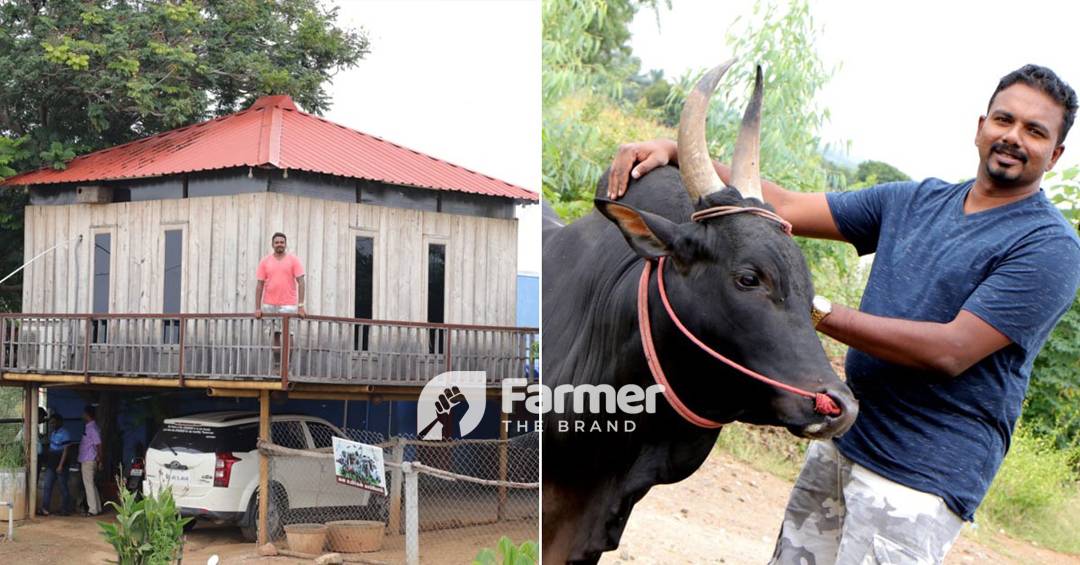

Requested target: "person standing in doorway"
[
  {"left": 79, "top": 405, "right": 102, "bottom": 516},
  {"left": 39, "top": 413, "right": 72, "bottom": 516}
]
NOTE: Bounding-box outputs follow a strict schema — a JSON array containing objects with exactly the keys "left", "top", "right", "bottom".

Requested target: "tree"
[
  {"left": 854, "top": 160, "right": 911, "bottom": 186},
  {"left": 542, "top": 0, "right": 666, "bottom": 219},
  {"left": 0, "top": 0, "right": 369, "bottom": 311},
  {"left": 1026, "top": 165, "right": 1080, "bottom": 457}
]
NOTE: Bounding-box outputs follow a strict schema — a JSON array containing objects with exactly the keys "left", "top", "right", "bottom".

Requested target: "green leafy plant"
[
  {"left": 978, "top": 425, "right": 1080, "bottom": 553},
  {"left": 1024, "top": 165, "right": 1080, "bottom": 459},
  {"left": 473, "top": 536, "right": 539, "bottom": 565},
  {"left": 0, "top": 441, "right": 23, "bottom": 468},
  {"left": 98, "top": 478, "right": 192, "bottom": 565}
]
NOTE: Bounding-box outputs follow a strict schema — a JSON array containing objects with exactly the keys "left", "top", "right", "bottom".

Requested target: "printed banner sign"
[{"left": 331, "top": 436, "right": 387, "bottom": 495}]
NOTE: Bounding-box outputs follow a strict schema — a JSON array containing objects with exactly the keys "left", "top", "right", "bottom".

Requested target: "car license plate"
[
  {"left": 130, "top": 469, "right": 143, "bottom": 477},
  {"left": 165, "top": 470, "right": 189, "bottom": 485}
]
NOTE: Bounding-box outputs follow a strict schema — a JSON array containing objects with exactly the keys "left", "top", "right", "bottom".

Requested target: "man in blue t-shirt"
[
  {"left": 607, "top": 64, "right": 1080, "bottom": 564},
  {"left": 39, "top": 413, "right": 74, "bottom": 516}
]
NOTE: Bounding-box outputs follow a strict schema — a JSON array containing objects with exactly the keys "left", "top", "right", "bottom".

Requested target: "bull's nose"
[
  {"left": 824, "top": 388, "right": 858, "bottom": 433},
  {"left": 797, "top": 388, "right": 858, "bottom": 439}
]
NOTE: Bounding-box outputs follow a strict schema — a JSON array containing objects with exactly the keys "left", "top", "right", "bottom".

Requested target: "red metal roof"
[{"left": 1, "top": 95, "right": 537, "bottom": 201}]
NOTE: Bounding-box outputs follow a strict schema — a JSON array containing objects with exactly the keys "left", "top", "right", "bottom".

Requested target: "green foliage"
[
  {"left": 0, "top": 0, "right": 368, "bottom": 175},
  {"left": 542, "top": 0, "right": 667, "bottom": 220},
  {"left": 853, "top": 160, "right": 911, "bottom": 187},
  {"left": 0, "top": 388, "right": 26, "bottom": 468},
  {"left": 543, "top": 92, "right": 673, "bottom": 220},
  {"left": 0, "top": 439, "right": 23, "bottom": 468},
  {"left": 1046, "top": 165, "right": 1080, "bottom": 225},
  {"left": 1023, "top": 165, "right": 1080, "bottom": 455},
  {"left": 473, "top": 536, "right": 539, "bottom": 565},
  {"left": 98, "top": 479, "right": 192, "bottom": 565},
  {"left": 541, "top": 0, "right": 656, "bottom": 105},
  {"left": 978, "top": 425, "right": 1080, "bottom": 553}
]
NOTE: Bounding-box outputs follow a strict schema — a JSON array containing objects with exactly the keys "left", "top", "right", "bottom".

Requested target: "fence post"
[
  {"left": 498, "top": 413, "right": 508, "bottom": 521},
  {"left": 27, "top": 384, "right": 39, "bottom": 519},
  {"left": 257, "top": 390, "right": 270, "bottom": 546},
  {"left": 403, "top": 462, "right": 419, "bottom": 565},
  {"left": 388, "top": 437, "right": 405, "bottom": 534}
]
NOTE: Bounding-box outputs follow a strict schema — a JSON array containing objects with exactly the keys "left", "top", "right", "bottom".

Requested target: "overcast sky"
[
  {"left": 629, "top": 0, "right": 1080, "bottom": 184},
  {"left": 321, "top": 0, "right": 541, "bottom": 273}
]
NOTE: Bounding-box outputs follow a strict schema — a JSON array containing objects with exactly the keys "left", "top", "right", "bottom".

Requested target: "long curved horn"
[
  {"left": 729, "top": 65, "right": 764, "bottom": 201},
  {"left": 677, "top": 59, "right": 736, "bottom": 201}
]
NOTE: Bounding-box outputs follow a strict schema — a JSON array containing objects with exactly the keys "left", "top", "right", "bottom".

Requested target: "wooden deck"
[{"left": 0, "top": 313, "right": 537, "bottom": 388}]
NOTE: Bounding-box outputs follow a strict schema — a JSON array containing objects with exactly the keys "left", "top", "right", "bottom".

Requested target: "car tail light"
[{"left": 214, "top": 452, "right": 241, "bottom": 487}]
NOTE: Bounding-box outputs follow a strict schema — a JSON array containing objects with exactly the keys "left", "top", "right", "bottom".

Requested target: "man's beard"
[{"left": 985, "top": 141, "right": 1029, "bottom": 188}]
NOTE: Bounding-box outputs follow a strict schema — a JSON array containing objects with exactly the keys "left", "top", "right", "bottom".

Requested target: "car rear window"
[{"left": 150, "top": 422, "right": 258, "bottom": 453}]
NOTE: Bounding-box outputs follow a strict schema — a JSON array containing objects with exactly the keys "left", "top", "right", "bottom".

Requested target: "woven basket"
[
  {"left": 284, "top": 523, "right": 328, "bottom": 554},
  {"left": 326, "top": 520, "right": 386, "bottom": 553}
]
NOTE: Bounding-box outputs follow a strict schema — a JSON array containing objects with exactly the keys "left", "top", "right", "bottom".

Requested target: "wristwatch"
[{"left": 811, "top": 295, "right": 832, "bottom": 328}]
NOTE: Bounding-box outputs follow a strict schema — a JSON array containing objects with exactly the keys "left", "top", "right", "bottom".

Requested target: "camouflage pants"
[{"left": 769, "top": 440, "right": 964, "bottom": 565}]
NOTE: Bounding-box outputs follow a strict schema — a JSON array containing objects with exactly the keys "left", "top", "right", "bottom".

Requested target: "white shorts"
[{"left": 261, "top": 304, "right": 298, "bottom": 315}]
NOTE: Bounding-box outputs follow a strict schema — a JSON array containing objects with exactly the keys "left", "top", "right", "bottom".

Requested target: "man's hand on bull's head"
[{"left": 607, "top": 139, "right": 679, "bottom": 200}]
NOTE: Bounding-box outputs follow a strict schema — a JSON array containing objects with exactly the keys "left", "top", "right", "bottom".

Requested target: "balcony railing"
[{"left": 0, "top": 313, "right": 538, "bottom": 388}]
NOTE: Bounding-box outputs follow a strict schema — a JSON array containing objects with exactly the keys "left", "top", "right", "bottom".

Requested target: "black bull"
[{"left": 541, "top": 167, "right": 858, "bottom": 564}]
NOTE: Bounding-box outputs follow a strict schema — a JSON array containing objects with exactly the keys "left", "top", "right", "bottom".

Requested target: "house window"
[
  {"left": 427, "top": 243, "right": 446, "bottom": 354},
  {"left": 92, "top": 233, "right": 111, "bottom": 343},
  {"left": 163, "top": 230, "right": 183, "bottom": 343},
  {"left": 353, "top": 236, "right": 374, "bottom": 350}
]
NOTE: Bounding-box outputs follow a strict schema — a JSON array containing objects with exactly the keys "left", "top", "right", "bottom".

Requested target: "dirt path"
[
  {"left": 0, "top": 513, "right": 533, "bottom": 564},
  {"left": 599, "top": 449, "right": 1080, "bottom": 565}
]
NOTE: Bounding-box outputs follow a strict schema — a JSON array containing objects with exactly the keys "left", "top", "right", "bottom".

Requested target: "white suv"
[{"left": 143, "top": 411, "right": 377, "bottom": 540}]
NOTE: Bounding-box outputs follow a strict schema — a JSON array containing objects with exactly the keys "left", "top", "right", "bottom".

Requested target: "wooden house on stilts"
[{"left": 0, "top": 94, "right": 538, "bottom": 528}]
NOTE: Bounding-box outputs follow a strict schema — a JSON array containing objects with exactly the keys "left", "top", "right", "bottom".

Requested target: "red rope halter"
[{"left": 636, "top": 206, "right": 842, "bottom": 428}]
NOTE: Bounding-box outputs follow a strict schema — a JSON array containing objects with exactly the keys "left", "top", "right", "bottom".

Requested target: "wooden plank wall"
[{"left": 21, "top": 193, "right": 518, "bottom": 326}]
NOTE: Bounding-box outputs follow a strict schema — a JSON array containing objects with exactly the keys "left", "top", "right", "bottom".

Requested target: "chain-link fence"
[{"left": 259, "top": 425, "right": 538, "bottom": 564}]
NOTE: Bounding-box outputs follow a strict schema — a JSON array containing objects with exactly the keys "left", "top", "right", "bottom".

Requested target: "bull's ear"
[{"left": 595, "top": 199, "right": 678, "bottom": 259}]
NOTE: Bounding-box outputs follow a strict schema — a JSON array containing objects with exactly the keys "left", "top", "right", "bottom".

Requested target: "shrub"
[
  {"left": 978, "top": 424, "right": 1080, "bottom": 553},
  {"left": 0, "top": 441, "right": 22, "bottom": 468},
  {"left": 98, "top": 478, "right": 191, "bottom": 565},
  {"left": 473, "top": 536, "right": 539, "bottom": 565}
]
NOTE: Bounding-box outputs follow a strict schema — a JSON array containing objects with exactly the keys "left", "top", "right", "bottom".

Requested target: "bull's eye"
[{"left": 735, "top": 273, "right": 761, "bottom": 289}]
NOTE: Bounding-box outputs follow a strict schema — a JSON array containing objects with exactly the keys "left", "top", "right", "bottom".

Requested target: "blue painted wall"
[
  {"left": 45, "top": 389, "right": 516, "bottom": 473},
  {"left": 516, "top": 273, "right": 539, "bottom": 328}
]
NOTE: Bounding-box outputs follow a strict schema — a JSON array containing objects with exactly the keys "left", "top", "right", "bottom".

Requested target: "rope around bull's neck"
[{"left": 636, "top": 205, "right": 841, "bottom": 428}]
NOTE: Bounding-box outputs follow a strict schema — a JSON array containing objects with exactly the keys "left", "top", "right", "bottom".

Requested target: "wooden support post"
[
  {"left": 28, "top": 384, "right": 39, "bottom": 519},
  {"left": 22, "top": 384, "right": 31, "bottom": 518},
  {"left": 497, "top": 412, "right": 508, "bottom": 521},
  {"left": 403, "top": 462, "right": 419, "bottom": 565},
  {"left": 280, "top": 316, "right": 290, "bottom": 388},
  {"left": 388, "top": 437, "right": 404, "bottom": 534},
  {"left": 257, "top": 390, "right": 270, "bottom": 546},
  {"left": 206, "top": 388, "right": 260, "bottom": 398}
]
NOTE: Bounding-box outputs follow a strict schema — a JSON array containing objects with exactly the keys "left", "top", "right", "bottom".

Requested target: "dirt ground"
[
  {"left": 0, "top": 513, "right": 536, "bottom": 564},
  {"left": 598, "top": 449, "right": 1080, "bottom": 565}
]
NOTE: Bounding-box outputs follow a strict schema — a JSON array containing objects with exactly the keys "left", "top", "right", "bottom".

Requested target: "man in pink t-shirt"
[{"left": 255, "top": 232, "right": 307, "bottom": 318}]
